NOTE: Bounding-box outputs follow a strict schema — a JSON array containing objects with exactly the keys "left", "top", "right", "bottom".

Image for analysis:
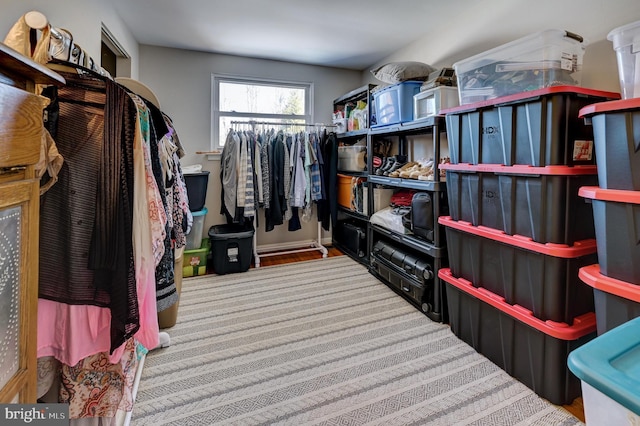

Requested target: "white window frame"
[{"left": 210, "top": 74, "right": 314, "bottom": 152}]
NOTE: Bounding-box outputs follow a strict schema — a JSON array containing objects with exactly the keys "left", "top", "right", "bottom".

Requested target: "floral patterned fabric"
[{"left": 59, "top": 338, "right": 138, "bottom": 419}]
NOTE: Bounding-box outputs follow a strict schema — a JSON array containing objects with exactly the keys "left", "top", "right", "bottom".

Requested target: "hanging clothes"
[
  {"left": 220, "top": 130, "right": 241, "bottom": 223},
  {"left": 219, "top": 125, "right": 330, "bottom": 233},
  {"left": 38, "top": 72, "right": 140, "bottom": 355},
  {"left": 319, "top": 131, "right": 337, "bottom": 231}
]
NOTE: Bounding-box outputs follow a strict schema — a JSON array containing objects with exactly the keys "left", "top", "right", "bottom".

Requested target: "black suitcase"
[
  {"left": 372, "top": 241, "right": 434, "bottom": 285},
  {"left": 371, "top": 256, "right": 426, "bottom": 307},
  {"left": 340, "top": 222, "right": 367, "bottom": 258}
]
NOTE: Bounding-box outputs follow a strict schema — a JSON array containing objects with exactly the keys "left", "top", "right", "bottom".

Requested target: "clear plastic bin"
[
  {"left": 607, "top": 20, "right": 640, "bottom": 99},
  {"left": 186, "top": 207, "right": 208, "bottom": 250},
  {"left": 453, "top": 29, "right": 586, "bottom": 105}
]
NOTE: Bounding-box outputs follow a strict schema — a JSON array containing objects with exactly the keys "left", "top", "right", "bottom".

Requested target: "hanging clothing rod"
[{"left": 230, "top": 120, "right": 336, "bottom": 128}]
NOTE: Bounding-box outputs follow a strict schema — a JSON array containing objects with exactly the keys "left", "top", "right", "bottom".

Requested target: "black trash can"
[
  {"left": 184, "top": 171, "right": 210, "bottom": 212},
  {"left": 208, "top": 223, "right": 254, "bottom": 274}
]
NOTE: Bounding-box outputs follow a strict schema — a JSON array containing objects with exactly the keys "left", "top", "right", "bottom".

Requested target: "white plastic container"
[
  {"left": 568, "top": 316, "right": 640, "bottom": 425},
  {"left": 337, "top": 145, "right": 367, "bottom": 172},
  {"left": 453, "top": 29, "right": 586, "bottom": 105},
  {"left": 608, "top": 20, "right": 640, "bottom": 99},
  {"left": 413, "top": 86, "right": 459, "bottom": 120},
  {"left": 363, "top": 187, "right": 395, "bottom": 216}
]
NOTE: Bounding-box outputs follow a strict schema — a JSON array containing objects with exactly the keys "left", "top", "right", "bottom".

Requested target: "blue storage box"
[
  {"left": 372, "top": 81, "right": 422, "bottom": 127},
  {"left": 568, "top": 316, "right": 640, "bottom": 424}
]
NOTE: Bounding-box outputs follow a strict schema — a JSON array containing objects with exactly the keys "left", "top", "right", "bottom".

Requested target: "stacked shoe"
[{"left": 376, "top": 155, "right": 407, "bottom": 176}]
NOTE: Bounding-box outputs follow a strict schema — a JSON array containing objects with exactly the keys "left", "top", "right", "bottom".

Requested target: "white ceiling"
[
  {"left": 110, "top": 0, "right": 640, "bottom": 71},
  {"left": 110, "top": 0, "right": 469, "bottom": 70}
]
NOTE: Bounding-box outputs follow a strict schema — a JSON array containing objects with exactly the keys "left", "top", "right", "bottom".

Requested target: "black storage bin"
[
  {"left": 579, "top": 264, "right": 640, "bottom": 335},
  {"left": 444, "top": 164, "right": 598, "bottom": 245},
  {"left": 579, "top": 97, "right": 640, "bottom": 190},
  {"left": 443, "top": 86, "right": 619, "bottom": 166},
  {"left": 184, "top": 171, "right": 210, "bottom": 212},
  {"left": 440, "top": 216, "right": 596, "bottom": 324},
  {"left": 208, "top": 223, "right": 254, "bottom": 274},
  {"left": 440, "top": 268, "right": 597, "bottom": 406},
  {"left": 579, "top": 186, "right": 640, "bottom": 284}
]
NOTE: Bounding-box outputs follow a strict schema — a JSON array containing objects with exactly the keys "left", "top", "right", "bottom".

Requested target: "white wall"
[
  {"left": 138, "top": 45, "right": 362, "bottom": 246},
  {"left": 0, "top": 0, "right": 140, "bottom": 78},
  {"left": 363, "top": 0, "right": 640, "bottom": 93}
]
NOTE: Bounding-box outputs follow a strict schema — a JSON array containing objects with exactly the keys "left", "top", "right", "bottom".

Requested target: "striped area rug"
[{"left": 131, "top": 256, "right": 582, "bottom": 425}]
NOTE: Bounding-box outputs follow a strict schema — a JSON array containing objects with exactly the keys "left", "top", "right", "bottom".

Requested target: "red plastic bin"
[
  {"left": 440, "top": 268, "right": 596, "bottom": 405},
  {"left": 440, "top": 216, "right": 596, "bottom": 323},
  {"left": 579, "top": 264, "right": 640, "bottom": 335},
  {"left": 442, "top": 163, "right": 598, "bottom": 245},
  {"left": 579, "top": 186, "right": 640, "bottom": 284},
  {"left": 443, "top": 86, "right": 619, "bottom": 167}
]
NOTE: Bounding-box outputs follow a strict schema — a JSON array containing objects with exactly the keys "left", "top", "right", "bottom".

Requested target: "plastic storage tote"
[
  {"left": 440, "top": 216, "right": 597, "bottom": 323},
  {"left": 443, "top": 86, "right": 619, "bottom": 166},
  {"left": 413, "top": 86, "right": 459, "bottom": 120},
  {"left": 208, "top": 223, "right": 254, "bottom": 274},
  {"left": 184, "top": 171, "right": 210, "bottom": 212},
  {"left": 579, "top": 264, "right": 640, "bottom": 335},
  {"left": 440, "top": 268, "right": 597, "bottom": 406},
  {"left": 183, "top": 238, "right": 210, "bottom": 278},
  {"left": 453, "top": 29, "right": 587, "bottom": 104},
  {"left": 579, "top": 186, "right": 640, "bottom": 284},
  {"left": 186, "top": 207, "right": 208, "bottom": 250},
  {"left": 607, "top": 20, "right": 640, "bottom": 99},
  {"left": 337, "top": 145, "right": 367, "bottom": 172},
  {"left": 337, "top": 174, "right": 365, "bottom": 213},
  {"left": 443, "top": 163, "right": 598, "bottom": 245},
  {"left": 372, "top": 81, "right": 422, "bottom": 127},
  {"left": 568, "top": 316, "right": 640, "bottom": 425},
  {"left": 579, "top": 98, "right": 640, "bottom": 190}
]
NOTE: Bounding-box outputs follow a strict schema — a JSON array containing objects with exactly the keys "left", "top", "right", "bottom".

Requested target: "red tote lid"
[
  {"left": 438, "top": 216, "right": 597, "bottom": 258},
  {"left": 579, "top": 97, "right": 640, "bottom": 118},
  {"left": 442, "top": 85, "right": 620, "bottom": 115},
  {"left": 439, "top": 268, "right": 596, "bottom": 339},
  {"left": 579, "top": 186, "right": 640, "bottom": 204},
  {"left": 441, "top": 163, "right": 598, "bottom": 176},
  {"left": 579, "top": 264, "right": 640, "bottom": 303}
]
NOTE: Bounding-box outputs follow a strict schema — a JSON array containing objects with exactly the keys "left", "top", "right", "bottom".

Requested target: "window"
[{"left": 211, "top": 75, "right": 313, "bottom": 150}]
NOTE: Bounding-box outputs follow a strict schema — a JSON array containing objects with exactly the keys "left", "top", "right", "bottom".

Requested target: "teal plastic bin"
[{"left": 568, "top": 316, "right": 640, "bottom": 425}]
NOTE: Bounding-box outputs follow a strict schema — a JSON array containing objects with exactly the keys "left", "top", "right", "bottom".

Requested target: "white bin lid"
[{"left": 608, "top": 20, "right": 640, "bottom": 50}]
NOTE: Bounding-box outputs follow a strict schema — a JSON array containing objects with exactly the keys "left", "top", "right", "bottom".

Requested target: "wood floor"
[
  {"left": 245, "top": 245, "right": 585, "bottom": 422},
  {"left": 250, "top": 245, "right": 345, "bottom": 268}
]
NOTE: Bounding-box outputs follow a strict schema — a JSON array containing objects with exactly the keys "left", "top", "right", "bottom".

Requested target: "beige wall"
[
  {"left": 137, "top": 45, "right": 362, "bottom": 246},
  {"left": 0, "top": 0, "right": 140, "bottom": 78},
  {"left": 362, "top": 0, "right": 640, "bottom": 94}
]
